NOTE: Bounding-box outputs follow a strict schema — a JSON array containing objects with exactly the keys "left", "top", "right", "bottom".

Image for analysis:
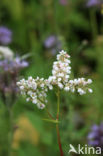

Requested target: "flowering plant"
[
  {"left": 17, "top": 50, "right": 92, "bottom": 155},
  {"left": 0, "top": 46, "right": 28, "bottom": 106},
  {"left": 0, "top": 46, "right": 29, "bottom": 155}
]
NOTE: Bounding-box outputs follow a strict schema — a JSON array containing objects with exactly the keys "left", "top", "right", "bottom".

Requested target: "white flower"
[
  {"left": 87, "top": 79, "right": 92, "bottom": 84},
  {"left": 48, "top": 50, "right": 71, "bottom": 89},
  {"left": 0, "top": 46, "right": 14, "bottom": 60},
  {"left": 37, "top": 103, "right": 45, "bottom": 109},
  {"left": 64, "top": 78, "right": 93, "bottom": 95},
  {"left": 17, "top": 49, "right": 93, "bottom": 110},
  {"left": 88, "top": 88, "right": 93, "bottom": 93},
  {"left": 20, "top": 86, "right": 24, "bottom": 90},
  {"left": 77, "top": 88, "right": 86, "bottom": 95},
  {"left": 26, "top": 98, "right": 30, "bottom": 102},
  {"left": 64, "top": 86, "right": 70, "bottom": 91},
  {"left": 58, "top": 83, "right": 63, "bottom": 89},
  {"left": 17, "top": 76, "right": 49, "bottom": 109}
]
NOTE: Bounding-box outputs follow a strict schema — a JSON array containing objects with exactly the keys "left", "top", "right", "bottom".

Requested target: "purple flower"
[
  {"left": 0, "top": 57, "right": 29, "bottom": 106},
  {"left": 0, "top": 57, "right": 28, "bottom": 71},
  {"left": 86, "top": 0, "right": 101, "bottom": 7},
  {"left": 88, "top": 140, "right": 99, "bottom": 146},
  {"left": 88, "top": 132, "right": 98, "bottom": 139},
  {"left": 44, "top": 36, "right": 56, "bottom": 49},
  {"left": 0, "top": 26, "right": 12, "bottom": 45},
  {"left": 13, "top": 57, "right": 29, "bottom": 69},
  {"left": 91, "top": 124, "right": 100, "bottom": 131},
  {"left": 59, "top": 0, "right": 68, "bottom": 5},
  {"left": 87, "top": 122, "right": 103, "bottom": 148},
  {"left": 44, "top": 35, "right": 62, "bottom": 55}
]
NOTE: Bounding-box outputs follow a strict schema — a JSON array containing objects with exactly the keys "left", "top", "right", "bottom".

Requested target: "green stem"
[
  {"left": 42, "top": 118, "right": 59, "bottom": 124},
  {"left": 8, "top": 108, "right": 13, "bottom": 156},
  {"left": 57, "top": 88, "right": 60, "bottom": 120},
  {"left": 56, "top": 124, "right": 64, "bottom": 156},
  {"left": 45, "top": 108, "right": 54, "bottom": 120},
  {"left": 43, "top": 87, "right": 63, "bottom": 155},
  {"left": 56, "top": 88, "right": 64, "bottom": 156}
]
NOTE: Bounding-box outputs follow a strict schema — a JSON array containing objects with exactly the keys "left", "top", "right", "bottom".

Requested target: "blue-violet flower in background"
[
  {"left": 44, "top": 35, "right": 62, "bottom": 55},
  {"left": 86, "top": 0, "right": 101, "bottom": 7},
  {"left": 0, "top": 26, "right": 12, "bottom": 45},
  {"left": 87, "top": 123, "right": 103, "bottom": 148},
  {"left": 0, "top": 46, "right": 29, "bottom": 106}
]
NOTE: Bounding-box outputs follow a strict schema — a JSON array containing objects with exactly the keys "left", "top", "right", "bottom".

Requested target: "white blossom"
[
  {"left": 48, "top": 50, "right": 71, "bottom": 89},
  {"left": 64, "top": 78, "right": 93, "bottom": 95},
  {"left": 17, "top": 49, "right": 93, "bottom": 110},
  {"left": 17, "top": 76, "right": 49, "bottom": 109},
  {"left": 88, "top": 88, "right": 93, "bottom": 93},
  {"left": 0, "top": 46, "right": 14, "bottom": 60}
]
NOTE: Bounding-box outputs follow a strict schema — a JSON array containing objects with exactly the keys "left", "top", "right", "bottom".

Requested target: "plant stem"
[
  {"left": 56, "top": 124, "right": 64, "bottom": 156},
  {"left": 57, "top": 87, "right": 60, "bottom": 120},
  {"left": 7, "top": 107, "right": 13, "bottom": 156},
  {"left": 42, "top": 118, "right": 59, "bottom": 124},
  {"left": 43, "top": 87, "right": 64, "bottom": 155},
  {"left": 56, "top": 88, "right": 64, "bottom": 156},
  {"left": 45, "top": 108, "right": 54, "bottom": 120}
]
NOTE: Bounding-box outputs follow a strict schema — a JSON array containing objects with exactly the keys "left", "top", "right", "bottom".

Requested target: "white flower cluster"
[
  {"left": 48, "top": 50, "right": 71, "bottom": 89},
  {"left": 17, "top": 76, "right": 51, "bottom": 109},
  {"left": 0, "top": 46, "right": 14, "bottom": 60},
  {"left": 64, "top": 78, "right": 92, "bottom": 95},
  {"left": 17, "top": 50, "right": 93, "bottom": 109}
]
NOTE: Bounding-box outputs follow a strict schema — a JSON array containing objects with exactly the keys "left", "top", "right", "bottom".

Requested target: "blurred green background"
[{"left": 0, "top": 0, "right": 103, "bottom": 155}]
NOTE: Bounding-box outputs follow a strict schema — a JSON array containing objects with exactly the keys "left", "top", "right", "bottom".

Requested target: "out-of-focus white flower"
[
  {"left": 48, "top": 50, "right": 71, "bottom": 89},
  {"left": 64, "top": 78, "right": 93, "bottom": 95},
  {"left": 88, "top": 88, "right": 93, "bottom": 93},
  {"left": 0, "top": 46, "right": 14, "bottom": 60}
]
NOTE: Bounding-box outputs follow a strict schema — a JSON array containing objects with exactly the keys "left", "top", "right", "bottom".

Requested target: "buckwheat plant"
[{"left": 17, "top": 50, "right": 92, "bottom": 156}]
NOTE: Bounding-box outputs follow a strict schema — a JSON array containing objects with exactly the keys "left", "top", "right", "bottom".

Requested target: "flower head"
[
  {"left": 87, "top": 123, "right": 103, "bottom": 148},
  {"left": 64, "top": 78, "right": 93, "bottom": 95},
  {"left": 0, "top": 57, "right": 28, "bottom": 72},
  {"left": 0, "top": 46, "right": 14, "bottom": 60},
  {"left": 44, "top": 35, "right": 62, "bottom": 55},
  {"left": 0, "top": 47, "right": 29, "bottom": 105},
  {"left": 17, "top": 50, "right": 92, "bottom": 109},
  {"left": 86, "top": 0, "right": 101, "bottom": 7},
  {"left": 48, "top": 50, "right": 71, "bottom": 89},
  {"left": 17, "top": 77, "right": 50, "bottom": 109},
  {"left": 0, "top": 46, "right": 28, "bottom": 72},
  {"left": 0, "top": 26, "right": 12, "bottom": 45}
]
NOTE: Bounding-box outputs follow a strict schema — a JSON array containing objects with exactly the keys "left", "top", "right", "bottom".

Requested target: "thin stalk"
[
  {"left": 42, "top": 118, "right": 59, "bottom": 124},
  {"left": 45, "top": 108, "right": 54, "bottom": 120},
  {"left": 43, "top": 87, "right": 64, "bottom": 155},
  {"left": 7, "top": 107, "right": 13, "bottom": 156},
  {"left": 56, "top": 124, "right": 64, "bottom": 156},
  {"left": 56, "top": 88, "right": 60, "bottom": 120},
  {"left": 56, "top": 88, "right": 64, "bottom": 156},
  {"left": 3, "top": 95, "right": 13, "bottom": 156}
]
